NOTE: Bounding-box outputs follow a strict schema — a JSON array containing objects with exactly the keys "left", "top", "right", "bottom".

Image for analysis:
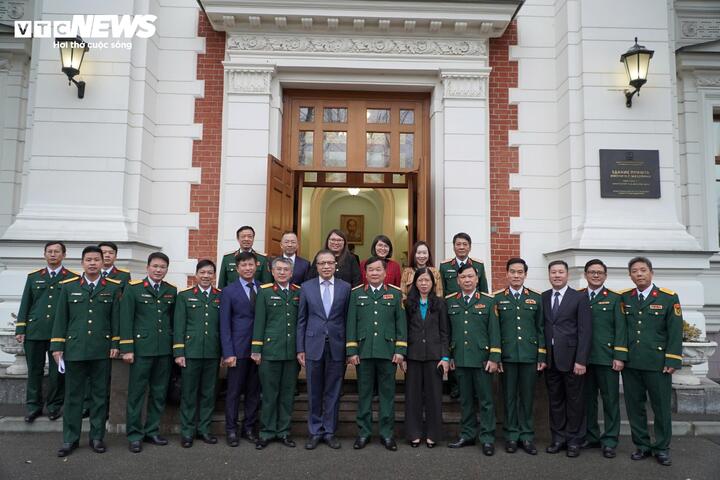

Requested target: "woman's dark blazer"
[{"left": 405, "top": 296, "right": 449, "bottom": 362}]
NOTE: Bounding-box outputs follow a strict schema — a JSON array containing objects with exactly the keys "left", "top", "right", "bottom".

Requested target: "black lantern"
[
  {"left": 620, "top": 37, "right": 654, "bottom": 108},
  {"left": 55, "top": 36, "right": 88, "bottom": 98}
]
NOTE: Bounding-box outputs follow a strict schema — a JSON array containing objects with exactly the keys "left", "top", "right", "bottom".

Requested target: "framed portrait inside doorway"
[{"left": 341, "top": 214, "right": 364, "bottom": 245}]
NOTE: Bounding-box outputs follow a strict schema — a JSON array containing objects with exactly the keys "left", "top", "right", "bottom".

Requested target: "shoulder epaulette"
[
  {"left": 28, "top": 267, "right": 44, "bottom": 275},
  {"left": 129, "top": 279, "right": 143, "bottom": 286},
  {"left": 60, "top": 277, "right": 79, "bottom": 285},
  {"left": 66, "top": 269, "right": 80, "bottom": 277},
  {"left": 163, "top": 281, "right": 176, "bottom": 288},
  {"left": 525, "top": 287, "right": 542, "bottom": 295},
  {"left": 470, "top": 257, "right": 484, "bottom": 264},
  {"left": 445, "top": 292, "right": 457, "bottom": 299},
  {"left": 224, "top": 249, "right": 238, "bottom": 256},
  {"left": 481, "top": 292, "right": 494, "bottom": 298},
  {"left": 618, "top": 288, "right": 633, "bottom": 294},
  {"left": 659, "top": 287, "right": 676, "bottom": 296},
  {"left": 291, "top": 283, "right": 301, "bottom": 290},
  {"left": 440, "top": 258, "right": 453, "bottom": 264},
  {"left": 255, "top": 251, "right": 267, "bottom": 257},
  {"left": 492, "top": 289, "right": 505, "bottom": 295},
  {"left": 387, "top": 283, "right": 401, "bottom": 291},
  {"left": 179, "top": 286, "right": 194, "bottom": 293},
  {"left": 105, "top": 278, "right": 121, "bottom": 285},
  {"left": 606, "top": 288, "right": 621, "bottom": 295},
  {"left": 115, "top": 267, "right": 130, "bottom": 273},
  {"left": 260, "top": 283, "right": 274, "bottom": 289},
  {"left": 352, "top": 284, "right": 364, "bottom": 291}
]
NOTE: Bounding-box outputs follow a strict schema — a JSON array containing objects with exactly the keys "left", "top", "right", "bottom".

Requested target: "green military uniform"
[
  {"left": 102, "top": 266, "right": 131, "bottom": 287},
  {"left": 15, "top": 266, "right": 78, "bottom": 416},
  {"left": 346, "top": 283, "right": 407, "bottom": 439},
  {"left": 439, "top": 258, "right": 488, "bottom": 295},
  {"left": 494, "top": 286, "right": 545, "bottom": 443},
  {"left": 50, "top": 276, "right": 121, "bottom": 444},
  {"left": 581, "top": 286, "right": 627, "bottom": 449},
  {"left": 119, "top": 278, "right": 177, "bottom": 442},
  {"left": 621, "top": 285, "right": 682, "bottom": 456},
  {"left": 446, "top": 290, "right": 501, "bottom": 443},
  {"left": 251, "top": 282, "right": 301, "bottom": 441},
  {"left": 218, "top": 249, "right": 272, "bottom": 288},
  {"left": 172, "top": 285, "right": 221, "bottom": 439}
]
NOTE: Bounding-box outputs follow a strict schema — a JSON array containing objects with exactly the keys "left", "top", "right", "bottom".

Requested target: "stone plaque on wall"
[{"left": 599, "top": 149, "right": 660, "bottom": 199}]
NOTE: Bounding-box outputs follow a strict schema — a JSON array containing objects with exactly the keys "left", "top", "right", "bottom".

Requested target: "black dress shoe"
[
  {"left": 482, "top": 443, "right": 495, "bottom": 456},
  {"left": 602, "top": 445, "right": 616, "bottom": 458},
  {"left": 325, "top": 436, "right": 341, "bottom": 449},
  {"left": 521, "top": 440, "right": 538, "bottom": 455},
  {"left": 581, "top": 440, "right": 601, "bottom": 449},
  {"left": 353, "top": 436, "right": 370, "bottom": 450},
  {"left": 566, "top": 445, "right": 580, "bottom": 458},
  {"left": 48, "top": 411, "right": 62, "bottom": 421},
  {"left": 449, "top": 388, "right": 460, "bottom": 399},
  {"left": 381, "top": 437, "right": 398, "bottom": 451},
  {"left": 129, "top": 440, "right": 142, "bottom": 453},
  {"left": 24, "top": 410, "right": 42, "bottom": 423},
  {"left": 448, "top": 437, "right": 476, "bottom": 449},
  {"left": 655, "top": 452, "right": 672, "bottom": 466},
  {"left": 82, "top": 409, "right": 90, "bottom": 418},
  {"left": 545, "top": 442, "right": 566, "bottom": 454},
  {"left": 305, "top": 435, "right": 321, "bottom": 450},
  {"left": 226, "top": 432, "right": 239, "bottom": 447},
  {"left": 89, "top": 439, "right": 106, "bottom": 453},
  {"left": 241, "top": 429, "right": 258, "bottom": 443},
  {"left": 280, "top": 436, "right": 296, "bottom": 448},
  {"left": 255, "top": 438, "right": 270, "bottom": 450},
  {"left": 181, "top": 437, "right": 193, "bottom": 448},
  {"left": 197, "top": 433, "right": 218, "bottom": 444},
  {"left": 57, "top": 441, "right": 79, "bottom": 457},
  {"left": 505, "top": 441, "right": 518, "bottom": 453},
  {"left": 630, "top": 449, "right": 651, "bottom": 461},
  {"left": 144, "top": 435, "right": 168, "bottom": 446}
]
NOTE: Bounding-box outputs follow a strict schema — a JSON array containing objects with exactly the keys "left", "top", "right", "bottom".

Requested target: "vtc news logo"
[{"left": 14, "top": 15, "right": 157, "bottom": 39}]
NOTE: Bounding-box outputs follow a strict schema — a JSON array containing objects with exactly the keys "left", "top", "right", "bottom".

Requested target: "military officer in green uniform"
[
  {"left": 173, "top": 259, "right": 221, "bottom": 448},
  {"left": 119, "top": 252, "right": 177, "bottom": 453},
  {"left": 494, "top": 257, "right": 545, "bottom": 455},
  {"left": 621, "top": 256, "right": 682, "bottom": 467},
  {"left": 347, "top": 256, "right": 407, "bottom": 451},
  {"left": 218, "top": 225, "right": 272, "bottom": 288},
  {"left": 251, "top": 257, "right": 301, "bottom": 449},
  {"left": 580, "top": 259, "right": 627, "bottom": 459},
  {"left": 15, "top": 241, "right": 77, "bottom": 423},
  {"left": 446, "top": 263, "right": 501, "bottom": 455},
  {"left": 51, "top": 246, "right": 122, "bottom": 457},
  {"left": 98, "top": 241, "right": 132, "bottom": 287}
]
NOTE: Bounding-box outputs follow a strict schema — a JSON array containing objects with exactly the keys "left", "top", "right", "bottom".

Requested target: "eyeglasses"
[
  {"left": 586, "top": 271, "right": 606, "bottom": 276},
  {"left": 317, "top": 261, "right": 337, "bottom": 266}
]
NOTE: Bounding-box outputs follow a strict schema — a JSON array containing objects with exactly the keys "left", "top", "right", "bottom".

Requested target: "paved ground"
[{"left": 1, "top": 433, "right": 719, "bottom": 480}]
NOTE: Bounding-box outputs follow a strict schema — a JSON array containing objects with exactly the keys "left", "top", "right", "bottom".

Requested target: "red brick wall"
[
  {"left": 188, "top": 12, "right": 225, "bottom": 274},
  {"left": 488, "top": 22, "right": 520, "bottom": 289}
]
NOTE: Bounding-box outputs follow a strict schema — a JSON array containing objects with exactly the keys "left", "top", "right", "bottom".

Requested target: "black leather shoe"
[
  {"left": 226, "top": 432, "right": 239, "bottom": 447},
  {"left": 305, "top": 435, "right": 321, "bottom": 450},
  {"left": 280, "top": 436, "right": 296, "bottom": 448},
  {"left": 24, "top": 410, "right": 42, "bottom": 423},
  {"left": 546, "top": 442, "right": 566, "bottom": 454},
  {"left": 129, "top": 441, "right": 142, "bottom": 453},
  {"left": 144, "top": 435, "right": 168, "bottom": 446},
  {"left": 521, "top": 440, "right": 538, "bottom": 455},
  {"left": 505, "top": 441, "right": 518, "bottom": 453},
  {"left": 448, "top": 437, "right": 475, "bottom": 449},
  {"left": 353, "top": 436, "right": 370, "bottom": 449},
  {"left": 57, "top": 441, "right": 79, "bottom": 457},
  {"left": 48, "top": 411, "right": 62, "bottom": 421},
  {"left": 602, "top": 445, "right": 616, "bottom": 458},
  {"left": 566, "top": 445, "right": 580, "bottom": 458},
  {"left": 655, "top": 452, "right": 672, "bottom": 466},
  {"left": 241, "top": 429, "right": 258, "bottom": 443},
  {"left": 255, "top": 438, "right": 269, "bottom": 450},
  {"left": 82, "top": 409, "right": 90, "bottom": 418},
  {"left": 449, "top": 387, "right": 460, "bottom": 399},
  {"left": 198, "top": 433, "right": 217, "bottom": 444},
  {"left": 581, "top": 440, "right": 601, "bottom": 449},
  {"left": 89, "top": 439, "right": 106, "bottom": 453},
  {"left": 325, "top": 435, "right": 341, "bottom": 449},
  {"left": 381, "top": 437, "right": 397, "bottom": 451},
  {"left": 181, "top": 437, "right": 193, "bottom": 448},
  {"left": 482, "top": 443, "right": 495, "bottom": 456},
  {"left": 630, "top": 449, "right": 651, "bottom": 461}
]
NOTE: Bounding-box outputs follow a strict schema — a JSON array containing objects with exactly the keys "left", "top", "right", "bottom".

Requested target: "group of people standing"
[{"left": 14, "top": 227, "right": 682, "bottom": 467}]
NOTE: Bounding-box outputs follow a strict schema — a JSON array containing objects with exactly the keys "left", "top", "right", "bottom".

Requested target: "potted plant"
[
  {"left": 673, "top": 320, "right": 717, "bottom": 386},
  {"left": 0, "top": 313, "right": 28, "bottom": 375}
]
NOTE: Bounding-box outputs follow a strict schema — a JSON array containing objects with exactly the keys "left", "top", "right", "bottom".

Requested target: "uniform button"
[
  {"left": 46, "top": 315, "right": 50, "bottom": 318},
  {"left": 374, "top": 301, "right": 378, "bottom": 305},
  {"left": 516, "top": 316, "right": 520, "bottom": 320},
  {"left": 88, "top": 309, "right": 93, "bottom": 313},
  {"left": 48, "top": 305, "right": 52, "bottom": 308},
  {"left": 422, "top": 339, "right": 426, "bottom": 343},
  {"left": 464, "top": 321, "right": 468, "bottom": 324},
  {"left": 464, "top": 331, "right": 468, "bottom": 334},
  {"left": 464, "top": 341, "right": 468, "bottom": 345},
  {"left": 205, "top": 313, "right": 209, "bottom": 317},
  {"left": 88, "top": 330, "right": 92, "bottom": 334},
  {"left": 638, "top": 321, "right": 642, "bottom": 324},
  {"left": 465, "top": 311, "right": 468, "bottom": 315},
  {"left": 158, "top": 319, "right": 162, "bottom": 322},
  {"left": 287, "top": 313, "right": 290, "bottom": 316},
  {"left": 602, "top": 308, "right": 607, "bottom": 311},
  {"left": 205, "top": 322, "right": 209, "bottom": 326},
  {"left": 157, "top": 300, "right": 161, "bottom": 304},
  {"left": 205, "top": 332, "right": 208, "bottom": 335},
  {"left": 48, "top": 295, "right": 53, "bottom": 299},
  {"left": 157, "top": 310, "right": 161, "bottom": 313},
  {"left": 205, "top": 305, "right": 208, "bottom": 308},
  {"left": 374, "top": 322, "right": 378, "bottom": 326},
  {"left": 374, "top": 311, "right": 378, "bottom": 315},
  {"left": 516, "top": 306, "right": 519, "bottom": 310},
  {"left": 637, "top": 331, "right": 641, "bottom": 334},
  {"left": 374, "top": 332, "right": 378, "bottom": 336},
  {"left": 137, "top": 334, "right": 141, "bottom": 338},
  {"left": 88, "top": 320, "right": 93, "bottom": 324},
  {"left": 636, "top": 340, "right": 640, "bottom": 343},
  {"left": 287, "top": 323, "right": 291, "bottom": 326},
  {"left": 638, "top": 311, "right": 642, "bottom": 314},
  {"left": 517, "top": 326, "right": 521, "bottom": 330},
  {"left": 159, "top": 329, "right": 162, "bottom": 333},
  {"left": 518, "top": 336, "right": 522, "bottom": 340},
  {"left": 50, "top": 286, "right": 54, "bottom": 290}
]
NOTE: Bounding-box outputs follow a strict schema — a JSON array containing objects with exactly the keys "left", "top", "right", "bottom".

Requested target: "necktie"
[
  {"left": 322, "top": 280, "right": 332, "bottom": 317},
  {"left": 50, "top": 271, "right": 56, "bottom": 278},
  {"left": 154, "top": 283, "right": 160, "bottom": 295},
  {"left": 590, "top": 291, "right": 596, "bottom": 301},
  {"left": 247, "top": 282, "right": 256, "bottom": 306},
  {"left": 464, "top": 295, "right": 470, "bottom": 305},
  {"left": 102, "top": 271, "right": 108, "bottom": 278},
  {"left": 638, "top": 293, "right": 644, "bottom": 304},
  {"left": 88, "top": 282, "right": 95, "bottom": 294},
  {"left": 552, "top": 291, "right": 560, "bottom": 319},
  {"left": 203, "top": 290, "right": 209, "bottom": 299},
  {"left": 514, "top": 292, "right": 520, "bottom": 301}
]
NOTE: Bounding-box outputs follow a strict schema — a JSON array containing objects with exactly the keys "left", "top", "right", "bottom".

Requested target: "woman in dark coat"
[
  {"left": 403, "top": 267, "right": 450, "bottom": 447},
  {"left": 307, "top": 229, "right": 361, "bottom": 286}
]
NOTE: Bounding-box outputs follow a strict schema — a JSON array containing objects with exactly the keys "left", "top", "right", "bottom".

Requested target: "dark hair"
[
  {"left": 236, "top": 226, "right": 255, "bottom": 237},
  {"left": 584, "top": 259, "right": 607, "bottom": 273},
  {"left": 81, "top": 245, "right": 103, "bottom": 259},
  {"left": 409, "top": 241, "right": 434, "bottom": 268},
  {"left": 235, "top": 250, "right": 257, "bottom": 265},
  {"left": 364, "top": 256, "right": 387, "bottom": 271},
  {"left": 452, "top": 232, "right": 472, "bottom": 246},
  {"left": 281, "top": 231, "right": 297, "bottom": 239},
  {"left": 147, "top": 252, "right": 170, "bottom": 266},
  {"left": 324, "top": 229, "right": 350, "bottom": 262},
  {"left": 628, "top": 256, "right": 652, "bottom": 272},
  {"left": 44, "top": 241, "right": 66, "bottom": 254},
  {"left": 457, "top": 263, "right": 476, "bottom": 275},
  {"left": 314, "top": 249, "right": 335, "bottom": 263},
  {"left": 370, "top": 235, "right": 394, "bottom": 259},
  {"left": 405, "top": 267, "right": 440, "bottom": 314},
  {"left": 547, "top": 260, "right": 568, "bottom": 272},
  {"left": 506, "top": 257, "right": 528, "bottom": 272},
  {"left": 196, "top": 259, "right": 216, "bottom": 273},
  {"left": 98, "top": 241, "right": 118, "bottom": 253}
]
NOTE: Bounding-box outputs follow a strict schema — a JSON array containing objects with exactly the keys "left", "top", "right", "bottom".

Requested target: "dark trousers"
[
  {"left": 180, "top": 358, "right": 218, "bottom": 438},
  {"left": 585, "top": 364, "right": 620, "bottom": 448},
  {"left": 224, "top": 358, "right": 260, "bottom": 433},
  {"left": 24, "top": 339, "right": 64, "bottom": 414},
  {"left": 622, "top": 367, "right": 672, "bottom": 454},
  {"left": 356, "top": 358, "right": 396, "bottom": 439},
  {"left": 64, "top": 359, "right": 109, "bottom": 444},
  {"left": 258, "top": 359, "right": 299, "bottom": 440},
  {"left": 501, "top": 362, "right": 537, "bottom": 442},
  {"left": 404, "top": 359, "right": 443, "bottom": 442},
  {"left": 456, "top": 367, "right": 495, "bottom": 443},
  {"left": 305, "top": 345, "right": 345, "bottom": 437},
  {"left": 126, "top": 355, "right": 172, "bottom": 442},
  {"left": 545, "top": 366, "right": 586, "bottom": 446}
]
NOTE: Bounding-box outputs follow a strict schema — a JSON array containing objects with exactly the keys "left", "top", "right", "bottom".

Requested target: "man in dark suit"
[
  {"left": 297, "top": 250, "right": 351, "bottom": 450},
  {"left": 542, "top": 260, "right": 592, "bottom": 458},
  {"left": 278, "top": 231, "right": 310, "bottom": 285},
  {"left": 220, "top": 251, "right": 261, "bottom": 447}
]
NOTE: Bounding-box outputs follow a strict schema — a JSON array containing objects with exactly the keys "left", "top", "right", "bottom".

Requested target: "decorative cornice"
[
  {"left": 225, "top": 67, "right": 274, "bottom": 94},
  {"left": 680, "top": 19, "right": 720, "bottom": 39},
  {"left": 227, "top": 34, "right": 487, "bottom": 57},
  {"left": 696, "top": 74, "right": 720, "bottom": 87},
  {"left": 441, "top": 72, "right": 488, "bottom": 99}
]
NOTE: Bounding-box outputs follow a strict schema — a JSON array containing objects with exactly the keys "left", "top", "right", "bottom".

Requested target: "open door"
[
  {"left": 407, "top": 172, "right": 418, "bottom": 250},
  {"left": 265, "top": 155, "right": 295, "bottom": 257}
]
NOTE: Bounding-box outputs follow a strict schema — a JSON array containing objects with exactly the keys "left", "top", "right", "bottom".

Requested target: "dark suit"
[
  {"left": 296, "top": 277, "right": 351, "bottom": 438},
  {"left": 308, "top": 254, "right": 361, "bottom": 287},
  {"left": 542, "top": 286, "right": 592, "bottom": 446},
  {"left": 220, "top": 278, "right": 261, "bottom": 434},
  {"left": 282, "top": 255, "right": 311, "bottom": 286}
]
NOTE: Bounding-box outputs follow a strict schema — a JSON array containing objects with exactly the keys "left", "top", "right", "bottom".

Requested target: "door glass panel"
[
  {"left": 367, "top": 108, "right": 390, "bottom": 124},
  {"left": 323, "top": 131, "right": 347, "bottom": 167},
  {"left": 299, "top": 107, "right": 314, "bottom": 123},
  {"left": 392, "top": 174, "right": 406, "bottom": 184},
  {"left": 366, "top": 132, "right": 390, "bottom": 168},
  {"left": 364, "top": 173, "right": 385, "bottom": 184},
  {"left": 298, "top": 131, "right": 314, "bottom": 166},
  {"left": 400, "top": 109, "right": 415, "bottom": 125},
  {"left": 400, "top": 133, "right": 414, "bottom": 168},
  {"left": 326, "top": 172, "right": 347, "bottom": 183},
  {"left": 304, "top": 172, "right": 318, "bottom": 182},
  {"left": 323, "top": 107, "right": 348, "bottom": 123}
]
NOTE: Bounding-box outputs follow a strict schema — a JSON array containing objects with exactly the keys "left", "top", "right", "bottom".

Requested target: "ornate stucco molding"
[
  {"left": 680, "top": 19, "right": 720, "bottom": 40},
  {"left": 696, "top": 74, "right": 720, "bottom": 88},
  {"left": 225, "top": 67, "right": 274, "bottom": 94},
  {"left": 441, "top": 72, "right": 488, "bottom": 99}
]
